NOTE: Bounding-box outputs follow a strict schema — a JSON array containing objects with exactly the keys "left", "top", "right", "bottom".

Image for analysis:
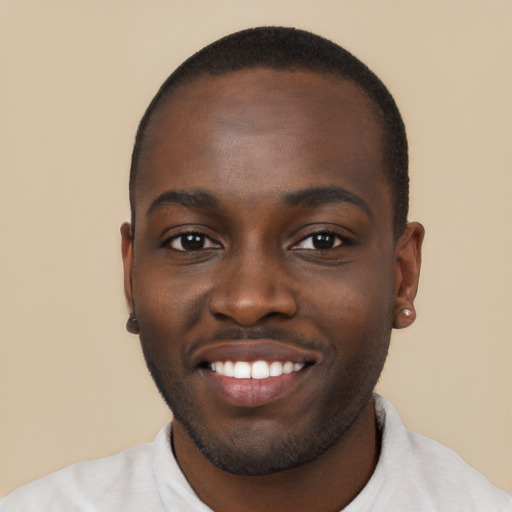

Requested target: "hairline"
[{"left": 129, "top": 29, "right": 409, "bottom": 239}]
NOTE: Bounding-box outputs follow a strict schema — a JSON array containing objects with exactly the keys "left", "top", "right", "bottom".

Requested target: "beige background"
[{"left": 1, "top": 0, "right": 510, "bottom": 497}]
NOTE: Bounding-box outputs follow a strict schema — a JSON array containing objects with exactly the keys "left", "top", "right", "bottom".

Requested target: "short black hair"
[{"left": 130, "top": 26, "right": 409, "bottom": 235}]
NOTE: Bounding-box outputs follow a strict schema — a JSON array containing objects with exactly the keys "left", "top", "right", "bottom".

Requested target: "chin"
[{"left": 171, "top": 388, "right": 375, "bottom": 477}]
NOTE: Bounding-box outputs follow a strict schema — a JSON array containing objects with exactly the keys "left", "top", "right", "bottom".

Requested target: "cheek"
[
  {"left": 305, "top": 258, "right": 394, "bottom": 308},
  {"left": 133, "top": 264, "right": 209, "bottom": 335},
  {"left": 301, "top": 261, "right": 395, "bottom": 339}
]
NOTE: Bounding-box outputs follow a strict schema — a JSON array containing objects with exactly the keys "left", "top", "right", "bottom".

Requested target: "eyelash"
[
  {"left": 291, "top": 231, "right": 347, "bottom": 251},
  {"left": 163, "top": 231, "right": 222, "bottom": 252},
  {"left": 162, "top": 229, "right": 349, "bottom": 253}
]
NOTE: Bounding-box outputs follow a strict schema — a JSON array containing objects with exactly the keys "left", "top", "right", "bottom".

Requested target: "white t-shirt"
[{"left": 2, "top": 395, "right": 510, "bottom": 511}]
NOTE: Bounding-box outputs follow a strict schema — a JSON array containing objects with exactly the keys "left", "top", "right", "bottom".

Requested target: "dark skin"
[{"left": 121, "top": 69, "right": 424, "bottom": 511}]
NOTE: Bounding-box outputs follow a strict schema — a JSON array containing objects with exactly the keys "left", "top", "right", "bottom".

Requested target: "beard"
[{"left": 140, "top": 328, "right": 390, "bottom": 477}]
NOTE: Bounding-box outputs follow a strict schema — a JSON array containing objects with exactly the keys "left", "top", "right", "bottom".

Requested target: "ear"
[
  {"left": 392, "top": 222, "right": 425, "bottom": 329},
  {"left": 121, "top": 222, "right": 134, "bottom": 315}
]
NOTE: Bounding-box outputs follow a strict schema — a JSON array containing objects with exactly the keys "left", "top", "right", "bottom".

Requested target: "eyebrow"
[
  {"left": 146, "top": 190, "right": 220, "bottom": 216},
  {"left": 146, "top": 186, "right": 372, "bottom": 218},
  {"left": 284, "top": 186, "right": 372, "bottom": 218}
]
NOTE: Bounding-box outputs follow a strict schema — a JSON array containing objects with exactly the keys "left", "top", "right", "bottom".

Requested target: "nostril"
[{"left": 209, "top": 291, "right": 298, "bottom": 327}]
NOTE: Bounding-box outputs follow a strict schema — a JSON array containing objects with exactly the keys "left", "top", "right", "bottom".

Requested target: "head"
[
  {"left": 122, "top": 27, "right": 423, "bottom": 477},
  {"left": 129, "top": 26, "right": 409, "bottom": 238}
]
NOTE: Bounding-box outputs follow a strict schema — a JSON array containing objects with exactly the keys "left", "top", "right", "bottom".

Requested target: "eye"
[
  {"left": 293, "top": 232, "right": 343, "bottom": 250},
  {"left": 167, "top": 232, "right": 221, "bottom": 251}
]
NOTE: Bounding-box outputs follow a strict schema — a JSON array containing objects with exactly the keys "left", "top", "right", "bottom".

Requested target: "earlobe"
[
  {"left": 393, "top": 306, "right": 416, "bottom": 329},
  {"left": 392, "top": 222, "right": 425, "bottom": 329},
  {"left": 121, "top": 222, "right": 137, "bottom": 332},
  {"left": 126, "top": 313, "right": 140, "bottom": 334}
]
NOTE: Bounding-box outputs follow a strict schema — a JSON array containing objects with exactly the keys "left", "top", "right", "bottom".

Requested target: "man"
[{"left": 2, "top": 26, "right": 510, "bottom": 511}]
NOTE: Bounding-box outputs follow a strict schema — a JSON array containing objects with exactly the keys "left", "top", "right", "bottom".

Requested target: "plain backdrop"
[{"left": 0, "top": 0, "right": 510, "bottom": 497}]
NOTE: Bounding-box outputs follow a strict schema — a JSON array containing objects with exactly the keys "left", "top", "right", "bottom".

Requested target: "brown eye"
[
  {"left": 294, "top": 232, "right": 342, "bottom": 250},
  {"left": 169, "top": 233, "right": 221, "bottom": 251}
]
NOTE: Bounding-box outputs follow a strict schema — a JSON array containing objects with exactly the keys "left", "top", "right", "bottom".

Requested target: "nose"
[{"left": 209, "top": 250, "right": 297, "bottom": 327}]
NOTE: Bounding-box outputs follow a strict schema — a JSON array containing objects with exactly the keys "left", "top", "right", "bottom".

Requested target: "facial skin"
[{"left": 122, "top": 68, "right": 423, "bottom": 511}]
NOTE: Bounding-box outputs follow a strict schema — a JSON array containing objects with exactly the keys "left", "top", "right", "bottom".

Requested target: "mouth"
[
  {"left": 194, "top": 340, "right": 320, "bottom": 408},
  {"left": 207, "top": 360, "right": 311, "bottom": 379}
]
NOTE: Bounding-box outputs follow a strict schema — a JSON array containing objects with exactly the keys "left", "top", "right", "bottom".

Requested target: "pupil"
[
  {"left": 313, "top": 233, "right": 334, "bottom": 249},
  {"left": 182, "top": 234, "right": 204, "bottom": 250}
]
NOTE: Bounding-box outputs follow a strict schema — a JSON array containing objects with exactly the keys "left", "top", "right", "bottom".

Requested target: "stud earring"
[
  {"left": 393, "top": 306, "right": 415, "bottom": 329},
  {"left": 126, "top": 314, "right": 140, "bottom": 334}
]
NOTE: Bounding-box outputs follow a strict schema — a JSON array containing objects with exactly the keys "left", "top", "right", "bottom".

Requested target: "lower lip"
[{"left": 200, "top": 368, "right": 310, "bottom": 408}]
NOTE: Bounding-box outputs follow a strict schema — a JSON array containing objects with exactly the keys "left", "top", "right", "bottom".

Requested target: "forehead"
[{"left": 135, "top": 68, "right": 390, "bottom": 222}]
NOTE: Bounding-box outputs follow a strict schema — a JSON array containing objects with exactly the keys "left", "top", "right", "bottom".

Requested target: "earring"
[
  {"left": 393, "top": 306, "right": 415, "bottom": 329},
  {"left": 126, "top": 314, "right": 140, "bottom": 334}
]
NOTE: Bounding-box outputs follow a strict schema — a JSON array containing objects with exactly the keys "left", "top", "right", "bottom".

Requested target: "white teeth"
[
  {"left": 209, "top": 360, "right": 305, "bottom": 379},
  {"left": 223, "top": 361, "right": 234, "bottom": 377},
  {"left": 251, "top": 360, "right": 270, "bottom": 379},
  {"left": 283, "top": 361, "right": 294, "bottom": 374},
  {"left": 233, "top": 361, "right": 251, "bottom": 379},
  {"left": 269, "top": 361, "right": 283, "bottom": 377}
]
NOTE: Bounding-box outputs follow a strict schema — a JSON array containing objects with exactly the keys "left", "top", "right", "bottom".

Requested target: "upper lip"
[{"left": 192, "top": 340, "right": 323, "bottom": 368}]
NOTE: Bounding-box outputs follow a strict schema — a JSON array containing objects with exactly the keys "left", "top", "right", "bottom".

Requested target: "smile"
[
  {"left": 209, "top": 360, "right": 305, "bottom": 379},
  {"left": 193, "top": 340, "right": 322, "bottom": 408}
]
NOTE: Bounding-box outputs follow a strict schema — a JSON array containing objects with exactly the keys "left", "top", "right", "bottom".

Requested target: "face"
[{"left": 122, "top": 69, "right": 421, "bottom": 476}]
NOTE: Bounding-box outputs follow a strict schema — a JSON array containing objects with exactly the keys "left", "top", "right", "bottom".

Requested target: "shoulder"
[
  {"left": 0, "top": 434, "right": 163, "bottom": 512},
  {"left": 369, "top": 395, "right": 512, "bottom": 511},
  {"left": 403, "top": 429, "right": 511, "bottom": 509}
]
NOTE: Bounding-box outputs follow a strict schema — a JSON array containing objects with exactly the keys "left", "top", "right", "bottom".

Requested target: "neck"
[{"left": 172, "top": 397, "right": 380, "bottom": 512}]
